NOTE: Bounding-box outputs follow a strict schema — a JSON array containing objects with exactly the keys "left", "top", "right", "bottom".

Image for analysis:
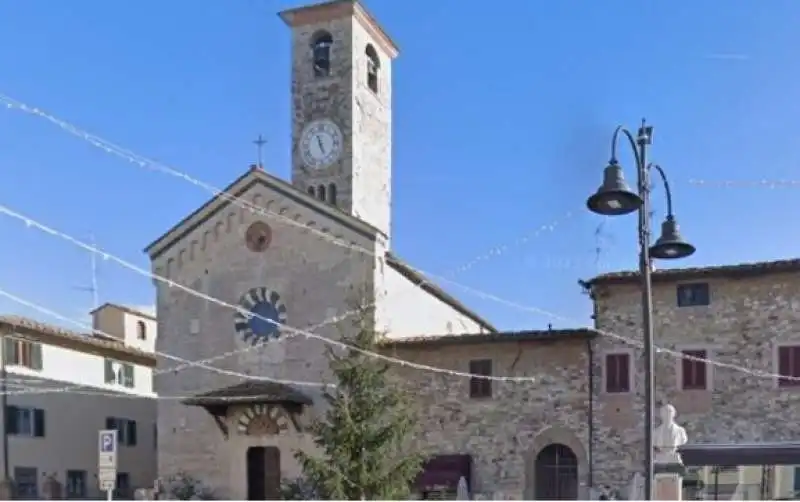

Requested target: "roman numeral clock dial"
[{"left": 299, "top": 118, "right": 343, "bottom": 170}]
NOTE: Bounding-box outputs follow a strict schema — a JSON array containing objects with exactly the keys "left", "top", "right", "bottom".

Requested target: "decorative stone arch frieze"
[
  {"left": 523, "top": 425, "right": 590, "bottom": 500},
  {"left": 236, "top": 404, "right": 298, "bottom": 436}
]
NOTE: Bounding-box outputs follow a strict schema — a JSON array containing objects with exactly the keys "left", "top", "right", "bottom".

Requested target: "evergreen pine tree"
[{"left": 293, "top": 304, "right": 424, "bottom": 500}]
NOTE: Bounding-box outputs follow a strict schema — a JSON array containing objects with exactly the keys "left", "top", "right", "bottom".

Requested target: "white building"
[{"left": 0, "top": 303, "right": 157, "bottom": 499}]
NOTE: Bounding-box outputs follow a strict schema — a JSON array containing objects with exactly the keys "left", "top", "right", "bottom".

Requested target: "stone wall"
[
  {"left": 590, "top": 270, "right": 800, "bottom": 491},
  {"left": 388, "top": 336, "right": 592, "bottom": 499}
]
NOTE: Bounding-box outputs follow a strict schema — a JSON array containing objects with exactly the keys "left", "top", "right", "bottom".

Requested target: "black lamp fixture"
[
  {"left": 584, "top": 120, "right": 695, "bottom": 502},
  {"left": 586, "top": 160, "right": 643, "bottom": 216},
  {"left": 650, "top": 215, "right": 696, "bottom": 260}
]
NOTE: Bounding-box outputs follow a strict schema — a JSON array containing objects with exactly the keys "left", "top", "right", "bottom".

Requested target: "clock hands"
[{"left": 316, "top": 135, "right": 325, "bottom": 155}]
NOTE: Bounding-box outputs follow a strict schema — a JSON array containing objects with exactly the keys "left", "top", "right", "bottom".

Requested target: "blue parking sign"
[{"left": 100, "top": 431, "right": 116, "bottom": 453}]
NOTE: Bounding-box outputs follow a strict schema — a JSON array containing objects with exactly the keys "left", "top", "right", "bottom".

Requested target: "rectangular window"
[
  {"left": 121, "top": 363, "right": 135, "bottom": 388},
  {"left": 681, "top": 349, "right": 708, "bottom": 390},
  {"left": 3, "top": 338, "right": 43, "bottom": 371},
  {"left": 778, "top": 345, "right": 800, "bottom": 388},
  {"left": 14, "top": 466, "right": 38, "bottom": 499},
  {"left": 793, "top": 466, "right": 800, "bottom": 496},
  {"left": 104, "top": 358, "right": 115, "bottom": 383},
  {"left": 6, "top": 406, "right": 45, "bottom": 437},
  {"left": 468, "top": 359, "right": 492, "bottom": 399},
  {"left": 604, "top": 353, "right": 631, "bottom": 393},
  {"left": 106, "top": 417, "right": 137, "bottom": 446},
  {"left": 66, "top": 470, "right": 87, "bottom": 499},
  {"left": 114, "top": 472, "right": 130, "bottom": 499},
  {"left": 104, "top": 360, "right": 135, "bottom": 388},
  {"left": 677, "top": 283, "right": 711, "bottom": 307}
]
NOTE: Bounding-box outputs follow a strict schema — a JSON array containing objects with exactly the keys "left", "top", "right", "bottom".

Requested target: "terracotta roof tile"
[
  {"left": 182, "top": 380, "right": 313, "bottom": 407},
  {"left": 0, "top": 315, "right": 156, "bottom": 367},
  {"left": 587, "top": 258, "right": 800, "bottom": 286},
  {"left": 380, "top": 328, "right": 597, "bottom": 348}
]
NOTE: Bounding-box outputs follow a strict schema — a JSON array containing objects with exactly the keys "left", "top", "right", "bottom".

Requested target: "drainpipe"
[
  {"left": 587, "top": 336, "right": 594, "bottom": 492},
  {"left": 1, "top": 331, "right": 8, "bottom": 480}
]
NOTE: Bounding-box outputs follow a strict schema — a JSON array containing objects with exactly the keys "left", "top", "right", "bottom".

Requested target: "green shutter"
[
  {"left": 30, "top": 343, "right": 43, "bottom": 370},
  {"left": 33, "top": 408, "right": 45, "bottom": 437},
  {"left": 5, "top": 405, "right": 18, "bottom": 435},
  {"left": 3, "top": 338, "right": 17, "bottom": 365},
  {"left": 123, "top": 365, "right": 135, "bottom": 388},
  {"left": 104, "top": 359, "right": 115, "bottom": 383}
]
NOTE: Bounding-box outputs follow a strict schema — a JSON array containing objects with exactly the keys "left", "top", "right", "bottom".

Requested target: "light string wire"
[
  {"left": 0, "top": 94, "right": 568, "bottom": 268},
  {"left": 688, "top": 179, "right": 800, "bottom": 188},
  {"left": 3, "top": 204, "right": 800, "bottom": 388},
  {"left": 0, "top": 91, "right": 580, "bottom": 378},
  {"left": 0, "top": 204, "right": 546, "bottom": 383},
  {"left": 3, "top": 94, "right": 795, "bottom": 385},
  {"left": 0, "top": 203, "right": 573, "bottom": 390}
]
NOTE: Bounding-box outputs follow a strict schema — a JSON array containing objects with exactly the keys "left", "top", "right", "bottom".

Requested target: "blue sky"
[{"left": 1, "top": 0, "right": 799, "bottom": 332}]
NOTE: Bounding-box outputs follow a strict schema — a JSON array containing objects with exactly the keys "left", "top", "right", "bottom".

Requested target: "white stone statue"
[{"left": 653, "top": 404, "right": 688, "bottom": 464}]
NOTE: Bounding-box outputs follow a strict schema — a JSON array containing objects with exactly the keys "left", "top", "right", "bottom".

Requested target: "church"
[
  {"left": 145, "top": 1, "right": 800, "bottom": 500},
  {"left": 145, "top": 0, "right": 507, "bottom": 499}
]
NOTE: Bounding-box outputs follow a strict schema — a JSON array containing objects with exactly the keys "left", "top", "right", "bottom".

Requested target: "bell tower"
[{"left": 280, "top": 0, "right": 398, "bottom": 241}]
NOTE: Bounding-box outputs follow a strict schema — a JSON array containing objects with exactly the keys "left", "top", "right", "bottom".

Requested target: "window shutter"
[
  {"left": 681, "top": 356, "right": 692, "bottom": 388},
  {"left": 33, "top": 409, "right": 45, "bottom": 437},
  {"left": 779, "top": 347, "right": 791, "bottom": 386},
  {"left": 6, "top": 406, "right": 18, "bottom": 435},
  {"left": 123, "top": 364, "right": 135, "bottom": 388},
  {"left": 604, "top": 355, "right": 614, "bottom": 391},
  {"left": 3, "top": 338, "right": 17, "bottom": 365},
  {"left": 105, "top": 417, "right": 116, "bottom": 430},
  {"left": 791, "top": 347, "right": 800, "bottom": 378},
  {"left": 619, "top": 355, "right": 630, "bottom": 392},
  {"left": 127, "top": 420, "right": 137, "bottom": 446},
  {"left": 30, "top": 343, "right": 43, "bottom": 370},
  {"left": 104, "top": 359, "right": 115, "bottom": 384}
]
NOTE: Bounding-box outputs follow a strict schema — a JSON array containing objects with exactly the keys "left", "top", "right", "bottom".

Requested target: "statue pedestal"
[
  {"left": 0, "top": 477, "right": 15, "bottom": 500},
  {"left": 654, "top": 463, "right": 686, "bottom": 501}
]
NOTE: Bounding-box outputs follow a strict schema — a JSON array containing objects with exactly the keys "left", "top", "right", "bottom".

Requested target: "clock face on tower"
[{"left": 299, "top": 118, "right": 343, "bottom": 170}]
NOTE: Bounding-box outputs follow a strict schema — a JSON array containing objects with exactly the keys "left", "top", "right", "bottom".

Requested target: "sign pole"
[{"left": 98, "top": 429, "right": 118, "bottom": 499}]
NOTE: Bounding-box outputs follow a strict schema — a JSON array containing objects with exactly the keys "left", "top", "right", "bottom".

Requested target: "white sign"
[{"left": 98, "top": 429, "right": 118, "bottom": 493}]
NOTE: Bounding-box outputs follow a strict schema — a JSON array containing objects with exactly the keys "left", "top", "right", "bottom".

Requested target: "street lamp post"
[{"left": 586, "top": 119, "right": 696, "bottom": 501}]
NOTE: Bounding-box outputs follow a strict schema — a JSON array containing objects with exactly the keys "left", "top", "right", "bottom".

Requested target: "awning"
[
  {"left": 415, "top": 454, "right": 472, "bottom": 492},
  {"left": 680, "top": 442, "right": 800, "bottom": 466},
  {"left": 181, "top": 380, "right": 313, "bottom": 408}
]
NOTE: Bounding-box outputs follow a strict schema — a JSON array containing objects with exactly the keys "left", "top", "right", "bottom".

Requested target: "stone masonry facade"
[
  {"left": 588, "top": 263, "right": 800, "bottom": 492},
  {"left": 385, "top": 333, "right": 595, "bottom": 500},
  {"left": 385, "top": 261, "right": 800, "bottom": 498}
]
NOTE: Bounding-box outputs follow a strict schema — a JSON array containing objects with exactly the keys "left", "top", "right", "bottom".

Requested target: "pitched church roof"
[
  {"left": 143, "top": 165, "right": 496, "bottom": 333},
  {"left": 144, "top": 165, "right": 382, "bottom": 260}
]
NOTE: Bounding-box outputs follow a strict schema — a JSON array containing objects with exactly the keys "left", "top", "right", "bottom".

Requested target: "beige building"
[
  {"left": 146, "top": 0, "right": 800, "bottom": 499},
  {"left": 0, "top": 304, "right": 157, "bottom": 499}
]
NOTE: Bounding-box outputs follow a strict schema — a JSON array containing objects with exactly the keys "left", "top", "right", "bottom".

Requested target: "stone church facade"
[
  {"left": 144, "top": 0, "right": 800, "bottom": 499},
  {"left": 146, "top": 0, "right": 494, "bottom": 499}
]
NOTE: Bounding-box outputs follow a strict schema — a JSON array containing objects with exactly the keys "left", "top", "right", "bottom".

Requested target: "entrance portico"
[{"left": 183, "top": 380, "right": 316, "bottom": 500}]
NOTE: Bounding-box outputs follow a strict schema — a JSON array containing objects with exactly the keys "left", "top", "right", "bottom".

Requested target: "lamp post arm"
[
  {"left": 610, "top": 126, "right": 644, "bottom": 170},
  {"left": 648, "top": 163, "right": 674, "bottom": 217}
]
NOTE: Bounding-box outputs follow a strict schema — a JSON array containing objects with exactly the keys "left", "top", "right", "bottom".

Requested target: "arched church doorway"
[
  {"left": 246, "top": 446, "right": 281, "bottom": 500},
  {"left": 534, "top": 443, "right": 578, "bottom": 500}
]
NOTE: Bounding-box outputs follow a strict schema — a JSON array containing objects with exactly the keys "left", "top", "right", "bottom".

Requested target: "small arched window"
[
  {"left": 317, "top": 185, "right": 326, "bottom": 201},
  {"left": 311, "top": 31, "right": 333, "bottom": 78},
  {"left": 136, "top": 320, "right": 147, "bottom": 340},
  {"left": 307, "top": 186, "right": 315, "bottom": 196},
  {"left": 365, "top": 44, "right": 380, "bottom": 93},
  {"left": 328, "top": 183, "right": 337, "bottom": 205}
]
